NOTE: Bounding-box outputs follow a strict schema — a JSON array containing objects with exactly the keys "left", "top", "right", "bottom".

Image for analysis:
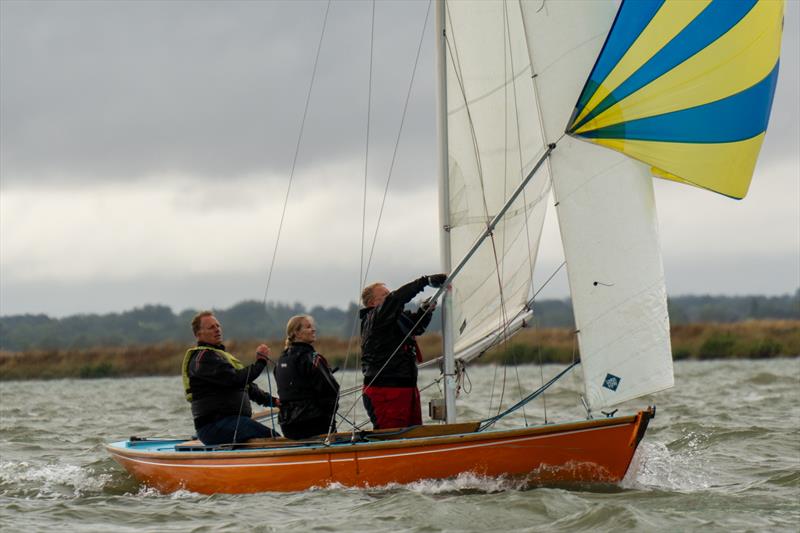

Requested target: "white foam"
[
  {"left": 402, "top": 472, "right": 527, "bottom": 493},
  {"left": 0, "top": 460, "right": 111, "bottom": 498},
  {"left": 135, "top": 485, "right": 203, "bottom": 499},
  {"left": 622, "top": 440, "right": 713, "bottom": 492},
  {"left": 298, "top": 471, "right": 528, "bottom": 494}
]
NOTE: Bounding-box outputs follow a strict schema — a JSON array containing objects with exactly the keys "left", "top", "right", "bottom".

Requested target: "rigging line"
[
  {"left": 339, "top": 0, "right": 432, "bottom": 435},
  {"left": 494, "top": 0, "right": 511, "bottom": 376},
  {"left": 487, "top": 223, "right": 510, "bottom": 418},
  {"left": 487, "top": 357, "right": 500, "bottom": 418},
  {"left": 261, "top": 0, "right": 332, "bottom": 307},
  {"left": 359, "top": 0, "right": 376, "bottom": 293},
  {"left": 478, "top": 360, "right": 579, "bottom": 431},
  {"left": 530, "top": 260, "right": 566, "bottom": 302},
  {"left": 426, "top": 259, "right": 566, "bottom": 372},
  {"left": 446, "top": 63, "right": 532, "bottom": 116},
  {"left": 516, "top": 0, "right": 557, "bottom": 183},
  {"left": 232, "top": 365, "right": 253, "bottom": 445},
  {"left": 362, "top": 0, "right": 431, "bottom": 281},
  {"left": 539, "top": 354, "right": 549, "bottom": 423},
  {"left": 572, "top": 332, "right": 587, "bottom": 416},
  {"left": 342, "top": 0, "right": 432, "bottom": 370},
  {"left": 338, "top": 0, "right": 377, "bottom": 442},
  {"left": 498, "top": 0, "right": 528, "bottom": 426},
  {"left": 506, "top": 2, "right": 537, "bottom": 290},
  {"left": 264, "top": 359, "right": 278, "bottom": 436},
  {"left": 534, "top": 316, "right": 548, "bottom": 424}
]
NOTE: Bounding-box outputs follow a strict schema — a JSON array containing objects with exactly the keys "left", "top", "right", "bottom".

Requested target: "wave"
[
  {"left": 0, "top": 460, "right": 112, "bottom": 499},
  {"left": 622, "top": 441, "right": 713, "bottom": 493}
]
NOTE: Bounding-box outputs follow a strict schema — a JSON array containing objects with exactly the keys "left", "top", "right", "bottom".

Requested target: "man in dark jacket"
[
  {"left": 360, "top": 274, "right": 446, "bottom": 429},
  {"left": 182, "top": 311, "right": 280, "bottom": 445}
]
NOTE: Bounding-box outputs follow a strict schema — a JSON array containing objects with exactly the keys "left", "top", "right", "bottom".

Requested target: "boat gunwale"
[{"left": 105, "top": 411, "right": 643, "bottom": 461}]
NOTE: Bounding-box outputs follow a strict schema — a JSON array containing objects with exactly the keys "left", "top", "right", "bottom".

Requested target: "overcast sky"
[{"left": 1, "top": 0, "right": 798, "bottom": 318}]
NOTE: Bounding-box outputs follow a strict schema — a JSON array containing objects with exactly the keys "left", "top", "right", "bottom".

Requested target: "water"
[{"left": 1, "top": 359, "right": 798, "bottom": 532}]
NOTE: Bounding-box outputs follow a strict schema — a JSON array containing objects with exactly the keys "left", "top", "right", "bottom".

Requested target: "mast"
[{"left": 435, "top": 0, "right": 457, "bottom": 424}]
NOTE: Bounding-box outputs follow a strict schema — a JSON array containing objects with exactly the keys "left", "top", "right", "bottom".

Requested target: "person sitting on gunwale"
[
  {"left": 274, "top": 315, "right": 340, "bottom": 440},
  {"left": 182, "top": 310, "right": 280, "bottom": 445}
]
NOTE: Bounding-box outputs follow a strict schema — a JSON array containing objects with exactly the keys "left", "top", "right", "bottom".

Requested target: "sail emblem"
[{"left": 603, "top": 373, "right": 621, "bottom": 392}]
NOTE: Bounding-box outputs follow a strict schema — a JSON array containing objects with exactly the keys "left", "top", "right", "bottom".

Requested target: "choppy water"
[{"left": 1, "top": 359, "right": 798, "bottom": 532}]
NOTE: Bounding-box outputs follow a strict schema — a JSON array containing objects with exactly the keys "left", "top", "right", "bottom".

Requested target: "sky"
[{"left": 1, "top": 0, "right": 798, "bottom": 318}]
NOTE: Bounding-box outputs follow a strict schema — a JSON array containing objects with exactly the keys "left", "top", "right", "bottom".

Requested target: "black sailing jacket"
[
  {"left": 186, "top": 342, "right": 276, "bottom": 430},
  {"left": 274, "top": 342, "right": 340, "bottom": 429},
  {"left": 360, "top": 277, "right": 433, "bottom": 387}
]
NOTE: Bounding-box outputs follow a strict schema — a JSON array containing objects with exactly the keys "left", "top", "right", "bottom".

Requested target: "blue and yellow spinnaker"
[{"left": 567, "top": 0, "right": 784, "bottom": 199}]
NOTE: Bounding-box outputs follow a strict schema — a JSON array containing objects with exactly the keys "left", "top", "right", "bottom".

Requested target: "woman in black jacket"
[{"left": 274, "top": 315, "right": 340, "bottom": 439}]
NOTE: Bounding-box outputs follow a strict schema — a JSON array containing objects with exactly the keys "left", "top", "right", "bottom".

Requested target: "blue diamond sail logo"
[{"left": 603, "top": 373, "right": 621, "bottom": 391}]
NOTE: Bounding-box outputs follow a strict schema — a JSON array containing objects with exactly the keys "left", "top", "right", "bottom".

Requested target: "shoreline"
[{"left": 1, "top": 320, "right": 798, "bottom": 381}]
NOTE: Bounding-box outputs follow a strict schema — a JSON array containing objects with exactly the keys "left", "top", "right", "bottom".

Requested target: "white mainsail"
[
  {"left": 441, "top": 0, "right": 551, "bottom": 362},
  {"left": 519, "top": 0, "right": 673, "bottom": 410}
]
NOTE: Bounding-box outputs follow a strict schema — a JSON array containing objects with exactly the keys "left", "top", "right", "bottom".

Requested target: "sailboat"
[{"left": 106, "top": 0, "right": 784, "bottom": 494}]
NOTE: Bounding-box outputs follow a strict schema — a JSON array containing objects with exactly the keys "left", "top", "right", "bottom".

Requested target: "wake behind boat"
[{"left": 107, "top": 0, "right": 783, "bottom": 494}]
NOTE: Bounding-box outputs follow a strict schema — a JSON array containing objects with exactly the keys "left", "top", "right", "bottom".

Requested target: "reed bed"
[{"left": 1, "top": 320, "right": 797, "bottom": 381}]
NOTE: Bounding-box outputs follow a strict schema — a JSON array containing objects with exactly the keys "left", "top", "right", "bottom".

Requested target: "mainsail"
[{"left": 441, "top": 1, "right": 551, "bottom": 361}]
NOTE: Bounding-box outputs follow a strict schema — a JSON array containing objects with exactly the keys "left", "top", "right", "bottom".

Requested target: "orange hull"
[{"left": 106, "top": 409, "right": 652, "bottom": 494}]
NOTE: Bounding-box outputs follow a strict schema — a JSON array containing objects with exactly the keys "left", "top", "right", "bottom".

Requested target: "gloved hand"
[
  {"left": 421, "top": 297, "right": 437, "bottom": 312},
  {"left": 255, "top": 344, "right": 271, "bottom": 362},
  {"left": 427, "top": 273, "right": 447, "bottom": 288}
]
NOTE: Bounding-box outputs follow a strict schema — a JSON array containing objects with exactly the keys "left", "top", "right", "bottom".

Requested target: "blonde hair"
[
  {"left": 361, "top": 282, "right": 385, "bottom": 307},
  {"left": 191, "top": 310, "right": 214, "bottom": 335},
  {"left": 285, "top": 314, "right": 313, "bottom": 348}
]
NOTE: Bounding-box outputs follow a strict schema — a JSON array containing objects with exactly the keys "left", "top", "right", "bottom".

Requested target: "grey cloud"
[
  {"left": 1, "top": 0, "right": 435, "bottom": 189},
  {"left": 761, "top": 4, "right": 800, "bottom": 164}
]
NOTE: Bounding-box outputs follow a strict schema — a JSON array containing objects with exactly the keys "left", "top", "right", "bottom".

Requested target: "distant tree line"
[{"left": 1, "top": 291, "right": 797, "bottom": 352}]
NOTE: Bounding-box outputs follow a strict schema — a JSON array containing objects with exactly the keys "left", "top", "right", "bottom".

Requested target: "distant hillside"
[{"left": 0, "top": 291, "right": 797, "bottom": 351}]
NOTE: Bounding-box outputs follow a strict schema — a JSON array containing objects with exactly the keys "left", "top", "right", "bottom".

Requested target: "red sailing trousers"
[{"left": 362, "top": 386, "right": 422, "bottom": 429}]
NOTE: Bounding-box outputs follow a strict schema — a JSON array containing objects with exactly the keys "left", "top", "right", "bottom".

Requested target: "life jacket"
[{"left": 181, "top": 345, "right": 244, "bottom": 402}]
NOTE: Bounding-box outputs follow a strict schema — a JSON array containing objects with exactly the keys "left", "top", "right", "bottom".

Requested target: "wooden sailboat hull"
[{"left": 106, "top": 409, "right": 652, "bottom": 494}]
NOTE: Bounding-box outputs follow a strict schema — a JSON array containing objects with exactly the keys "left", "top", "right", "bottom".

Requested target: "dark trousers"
[
  {"left": 197, "top": 415, "right": 279, "bottom": 445},
  {"left": 280, "top": 416, "right": 336, "bottom": 440},
  {"left": 362, "top": 386, "right": 422, "bottom": 430}
]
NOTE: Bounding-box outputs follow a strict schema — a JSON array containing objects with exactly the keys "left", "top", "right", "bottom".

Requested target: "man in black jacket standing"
[
  {"left": 359, "top": 274, "right": 446, "bottom": 429},
  {"left": 182, "top": 311, "right": 280, "bottom": 445}
]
